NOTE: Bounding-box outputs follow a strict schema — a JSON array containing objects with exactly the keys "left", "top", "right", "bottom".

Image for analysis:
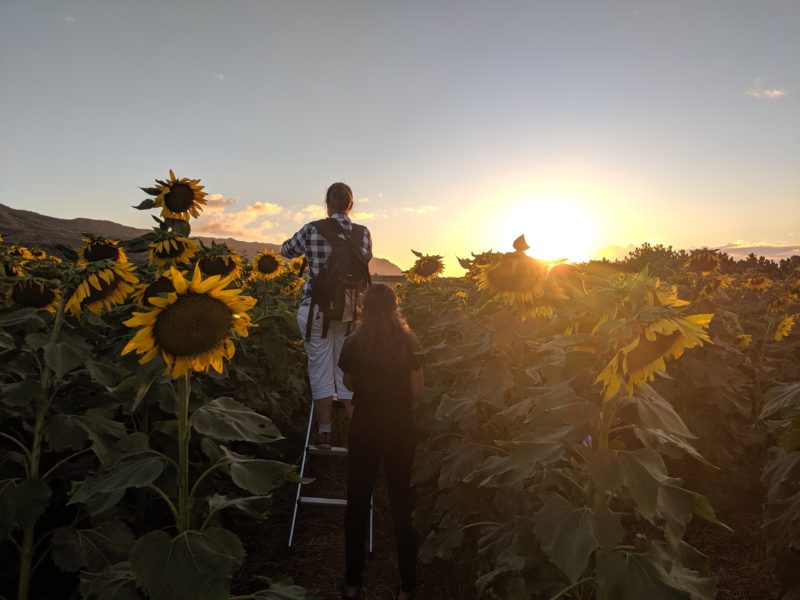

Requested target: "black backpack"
[{"left": 305, "top": 219, "right": 371, "bottom": 340}]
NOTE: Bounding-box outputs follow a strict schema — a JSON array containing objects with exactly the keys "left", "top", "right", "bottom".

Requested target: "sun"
[{"left": 496, "top": 198, "right": 597, "bottom": 262}]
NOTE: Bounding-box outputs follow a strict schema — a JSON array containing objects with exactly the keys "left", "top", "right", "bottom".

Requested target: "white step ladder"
[{"left": 288, "top": 400, "right": 374, "bottom": 555}]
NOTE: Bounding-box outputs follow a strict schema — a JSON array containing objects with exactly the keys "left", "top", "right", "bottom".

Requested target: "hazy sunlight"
[{"left": 496, "top": 199, "right": 598, "bottom": 262}]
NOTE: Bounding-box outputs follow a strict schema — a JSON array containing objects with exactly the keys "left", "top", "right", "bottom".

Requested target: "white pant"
[{"left": 297, "top": 303, "right": 353, "bottom": 401}]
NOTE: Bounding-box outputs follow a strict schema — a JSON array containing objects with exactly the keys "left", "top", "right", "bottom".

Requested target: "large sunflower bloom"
[
  {"left": 684, "top": 250, "right": 721, "bottom": 275},
  {"left": 405, "top": 250, "right": 445, "bottom": 283},
  {"left": 695, "top": 274, "right": 732, "bottom": 302},
  {"left": 132, "top": 274, "right": 178, "bottom": 307},
  {"left": 595, "top": 314, "right": 713, "bottom": 400},
  {"left": 475, "top": 250, "right": 548, "bottom": 307},
  {"left": 66, "top": 262, "right": 139, "bottom": 316},
  {"left": 148, "top": 170, "right": 207, "bottom": 221},
  {"left": 78, "top": 236, "right": 127, "bottom": 264},
  {"left": 7, "top": 279, "right": 61, "bottom": 313},
  {"left": 774, "top": 314, "right": 798, "bottom": 342},
  {"left": 742, "top": 275, "right": 772, "bottom": 291},
  {"left": 122, "top": 265, "right": 256, "bottom": 378},
  {"left": 251, "top": 249, "right": 284, "bottom": 280},
  {"left": 767, "top": 293, "right": 798, "bottom": 314},
  {"left": 197, "top": 250, "right": 243, "bottom": 279},
  {"left": 148, "top": 235, "right": 198, "bottom": 269}
]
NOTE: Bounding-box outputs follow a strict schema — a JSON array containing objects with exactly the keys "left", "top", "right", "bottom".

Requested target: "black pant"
[{"left": 345, "top": 408, "right": 417, "bottom": 592}]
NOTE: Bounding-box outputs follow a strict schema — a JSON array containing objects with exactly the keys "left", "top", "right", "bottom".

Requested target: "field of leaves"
[{"left": 1, "top": 172, "right": 799, "bottom": 600}]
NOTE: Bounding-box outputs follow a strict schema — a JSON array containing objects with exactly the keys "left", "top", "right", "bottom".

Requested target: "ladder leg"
[
  {"left": 368, "top": 493, "right": 374, "bottom": 559},
  {"left": 288, "top": 400, "right": 315, "bottom": 547}
]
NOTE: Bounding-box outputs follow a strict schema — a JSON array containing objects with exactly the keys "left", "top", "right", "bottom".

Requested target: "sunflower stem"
[
  {"left": 17, "top": 292, "right": 67, "bottom": 600},
  {"left": 175, "top": 374, "right": 192, "bottom": 532}
]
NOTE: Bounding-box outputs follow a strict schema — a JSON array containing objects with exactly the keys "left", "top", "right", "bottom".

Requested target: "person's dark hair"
[
  {"left": 349, "top": 284, "right": 418, "bottom": 365},
  {"left": 325, "top": 182, "right": 353, "bottom": 214}
]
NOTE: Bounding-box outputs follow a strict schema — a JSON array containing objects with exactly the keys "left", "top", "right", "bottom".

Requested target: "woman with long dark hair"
[{"left": 338, "top": 283, "right": 424, "bottom": 600}]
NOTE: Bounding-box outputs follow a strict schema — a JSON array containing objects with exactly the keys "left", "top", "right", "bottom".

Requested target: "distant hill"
[{"left": 0, "top": 203, "right": 403, "bottom": 276}]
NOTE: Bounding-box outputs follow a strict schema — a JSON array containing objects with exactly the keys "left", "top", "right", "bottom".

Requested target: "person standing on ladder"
[{"left": 281, "top": 182, "right": 373, "bottom": 449}]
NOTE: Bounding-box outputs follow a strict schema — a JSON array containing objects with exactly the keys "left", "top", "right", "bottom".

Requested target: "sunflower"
[
  {"left": 132, "top": 274, "right": 178, "bottom": 307},
  {"left": 78, "top": 236, "right": 127, "bottom": 264},
  {"left": 458, "top": 250, "right": 502, "bottom": 279},
  {"left": 642, "top": 275, "right": 689, "bottom": 308},
  {"left": 595, "top": 314, "right": 713, "bottom": 400},
  {"left": 2, "top": 261, "right": 24, "bottom": 278},
  {"left": 695, "top": 274, "right": 732, "bottom": 302},
  {"left": 405, "top": 250, "right": 445, "bottom": 283},
  {"left": 288, "top": 256, "right": 305, "bottom": 274},
  {"left": 767, "top": 293, "right": 798, "bottom": 314},
  {"left": 66, "top": 262, "right": 139, "bottom": 316},
  {"left": 251, "top": 249, "right": 284, "bottom": 280},
  {"left": 197, "top": 248, "right": 243, "bottom": 279},
  {"left": 122, "top": 265, "right": 256, "bottom": 378},
  {"left": 475, "top": 250, "right": 548, "bottom": 308},
  {"left": 684, "top": 250, "right": 721, "bottom": 275},
  {"left": 735, "top": 333, "right": 752, "bottom": 349},
  {"left": 774, "top": 314, "right": 798, "bottom": 342},
  {"left": 146, "top": 170, "right": 207, "bottom": 221},
  {"left": 7, "top": 279, "right": 61, "bottom": 313},
  {"left": 148, "top": 235, "right": 198, "bottom": 269},
  {"left": 742, "top": 275, "right": 772, "bottom": 291},
  {"left": 7, "top": 245, "right": 33, "bottom": 260}
]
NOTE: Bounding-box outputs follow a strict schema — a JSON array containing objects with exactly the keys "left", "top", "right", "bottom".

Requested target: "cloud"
[
  {"left": 212, "top": 73, "right": 225, "bottom": 81},
  {"left": 716, "top": 240, "right": 800, "bottom": 260},
  {"left": 351, "top": 211, "right": 386, "bottom": 221},
  {"left": 745, "top": 79, "right": 787, "bottom": 100},
  {"left": 402, "top": 205, "right": 439, "bottom": 215},
  {"left": 66, "top": 16, "right": 76, "bottom": 23},
  {"left": 193, "top": 194, "right": 283, "bottom": 241}
]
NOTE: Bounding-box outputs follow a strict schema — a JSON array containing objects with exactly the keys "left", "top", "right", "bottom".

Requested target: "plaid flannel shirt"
[{"left": 281, "top": 212, "right": 373, "bottom": 303}]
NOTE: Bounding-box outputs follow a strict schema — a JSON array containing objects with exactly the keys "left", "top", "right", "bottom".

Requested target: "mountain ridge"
[{"left": 0, "top": 203, "right": 403, "bottom": 276}]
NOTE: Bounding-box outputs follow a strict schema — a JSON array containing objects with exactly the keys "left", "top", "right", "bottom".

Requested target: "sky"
[{"left": 1, "top": 1, "right": 799, "bottom": 273}]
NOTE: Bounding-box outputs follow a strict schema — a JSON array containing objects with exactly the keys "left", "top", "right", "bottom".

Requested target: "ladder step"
[
  {"left": 300, "top": 496, "right": 347, "bottom": 507},
  {"left": 307, "top": 445, "right": 348, "bottom": 456}
]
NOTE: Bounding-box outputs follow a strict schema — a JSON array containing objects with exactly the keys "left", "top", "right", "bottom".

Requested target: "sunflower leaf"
[
  {"left": 79, "top": 561, "right": 142, "bottom": 600},
  {"left": 86, "top": 359, "right": 131, "bottom": 387},
  {"left": 206, "top": 493, "right": 272, "bottom": 522},
  {"left": 129, "top": 528, "right": 244, "bottom": 600},
  {"left": 228, "top": 458, "right": 302, "bottom": 495},
  {"left": 512, "top": 234, "right": 530, "bottom": 252},
  {"left": 164, "top": 218, "right": 191, "bottom": 237},
  {"left": 247, "top": 579, "right": 314, "bottom": 599},
  {"left": 534, "top": 495, "right": 624, "bottom": 583},
  {"left": 52, "top": 519, "right": 135, "bottom": 573},
  {"left": 192, "top": 397, "right": 282, "bottom": 443},
  {"left": 133, "top": 198, "right": 156, "bottom": 210},
  {"left": 69, "top": 456, "right": 164, "bottom": 505}
]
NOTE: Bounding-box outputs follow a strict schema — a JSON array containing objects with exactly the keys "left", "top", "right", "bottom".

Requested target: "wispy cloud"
[
  {"left": 402, "top": 205, "right": 439, "bottom": 215},
  {"left": 352, "top": 211, "right": 386, "bottom": 221},
  {"left": 212, "top": 72, "right": 226, "bottom": 81},
  {"left": 66, "top": 16, "right": 76, "bottom": 23},
  {"left": 716, "top": 240, "right": 800, "bottom": 260},
  {"left": 745, "top": 79, "right": 787, "bottom": 100}
]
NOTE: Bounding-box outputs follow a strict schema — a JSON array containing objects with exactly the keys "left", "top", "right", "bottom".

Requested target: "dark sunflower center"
[
  {"left": 257, "top": 254, "right": 279, "bottom": 274},
  {"left": 11, "top": 281, "right": 55, "bottom": 308},
  {"left": 200, "top": 257, "right": 236, "bottom": 277},
  {"left": 487, "top": 258, "right": 539, "bottom": 292},
  {"left": 153, "top": 292, "right": 232, "bottom": 356},
  {"left": 83, "top": 273, "right": 121, "bottom": 305},
  {"left": 626, "top": 330, "right": 681, "bottom": 372},
  {"left": 164, "top": 183, "right": 195, "bottom": 213},
  {"left": 417, "top": 259, "right": 440, "bottom": 277},
  {"left": 84, "top": 242, "right": 120, "bottom": 262},
  {"left": 154, "top": 240, "right": 187, "bottom": 259},
  {"left": 143, "top": 277, "right": 176, "bottom": 305}
]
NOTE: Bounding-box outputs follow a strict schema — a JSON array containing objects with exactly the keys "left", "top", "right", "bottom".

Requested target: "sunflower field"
[
  {"left": 1, "top": 172, "right": 799, "bottom": 600},
  {"left": 0, "top": 173, "right": 310, "bottom": 600}
]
